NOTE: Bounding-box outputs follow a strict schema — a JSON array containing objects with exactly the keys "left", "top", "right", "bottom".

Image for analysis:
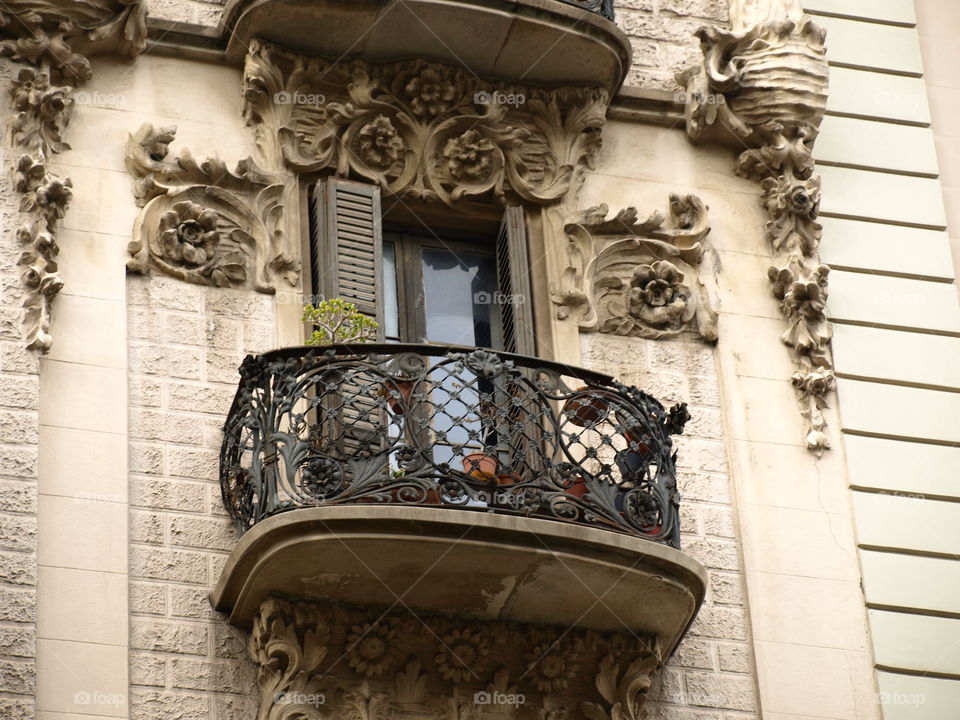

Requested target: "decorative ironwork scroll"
[{"left": 220, "top": 344, "right": 689, "bottom": 547}]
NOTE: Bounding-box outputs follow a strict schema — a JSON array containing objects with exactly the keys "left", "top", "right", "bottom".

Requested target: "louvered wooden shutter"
[
  {"left": 496, "top": 206, "right": 536, "bottom": 356},
  {"left": 309, "top": 178, "right": 384, "bottom": 338}
]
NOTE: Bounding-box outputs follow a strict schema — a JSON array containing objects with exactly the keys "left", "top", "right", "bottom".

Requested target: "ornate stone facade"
[
  {"left": 124, "top": 124, "right": 300, "bottom": 292},
  {"left": 679, "top": 0, "right": 832, "bottom": 452},
  {"left": 551, "top": 194, "right": 718, "bottom": 343},
  {"left": 242, "top": 40, "right": 609, "bottom": 210},
  {"left": 2, "top": 0, "right": 146, "bottom": 351},
  {"left": 249, "top": 595, "right": 661, "bottom": 720}
]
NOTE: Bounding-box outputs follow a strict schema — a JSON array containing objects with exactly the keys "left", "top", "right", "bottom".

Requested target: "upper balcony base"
[
  {"left": 220, "top": 0, "right": 632, "bottom": 94},
  {"left": 212, "top": 505, "right": 707, "bottom": 657}
]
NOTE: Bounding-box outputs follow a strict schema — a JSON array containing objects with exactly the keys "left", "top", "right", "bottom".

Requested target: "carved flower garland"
[
  {"left": 3, "top": 0, "right": 147, "bottom": 352},
  {"left": 435, "top": 627, "right": 489, "bottom": 682},
  {"left": 347, "top": 620, "right": 399, "bottom": 677},
  {"left": 526, "top": 643, "right": 579, "bottom": 693},
  {"left": 243, "top": 41, "right": 608, "bottom": 208}
]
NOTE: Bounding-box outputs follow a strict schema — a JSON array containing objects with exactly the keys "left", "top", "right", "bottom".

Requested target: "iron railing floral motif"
[
  {"left": 557, "top": 0, "right": 614, "bottom": 20},
  {"left": 220, "top": 345, "right": 687, "bottom": 547}
]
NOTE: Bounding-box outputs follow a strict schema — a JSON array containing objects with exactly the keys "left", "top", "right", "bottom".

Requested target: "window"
[{"left": 308, "top": 178, "right": 535, "bottom": 354}]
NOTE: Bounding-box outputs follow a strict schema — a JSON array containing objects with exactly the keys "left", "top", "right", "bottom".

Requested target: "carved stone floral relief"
[
  {"left": 124, "top": 123, "right": 300, "bottom": 292},
  {"left": 551, "top": 194, "right": 718, "bottom": 343},
  {"left": 241, "top": 40, "right": 609, "bottom": 210},
  {"left": 2, "top": 0, "right": 147, "bottom": 351},
  {"left": 249, "top": 595, "right": 661, "bottom": 720},
  {"left": 678, "top": 0, "right": 833, "bottom": 452}
]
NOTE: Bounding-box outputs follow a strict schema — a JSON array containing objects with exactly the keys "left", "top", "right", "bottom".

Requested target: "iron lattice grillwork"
[
  {"left": 220, "top": 344, "right": 688, "bottom": 547},
  {"left": 557, "top": 0, "right": 614, "bottom": 20}
]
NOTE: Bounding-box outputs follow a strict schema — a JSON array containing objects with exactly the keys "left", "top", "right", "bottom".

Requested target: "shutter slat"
[{"left": 496, "top": 206, "right": 536, "bottom": 356}]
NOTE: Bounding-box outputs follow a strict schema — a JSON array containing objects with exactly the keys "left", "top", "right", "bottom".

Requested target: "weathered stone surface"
[
  {"left": 0, "top": 516, "right": 36, "bottom": 553},
  {"left": 130, "top": 546, "right": 208, "bottom": 583},
  {"left": 0, "top": 551, "right": 36, "bottom": 585},
  {"left": 130, "top": 652, "right": 166, "bottom": 686},
  {"left": 130, "top": 582, "right": 167, "bottom": 616},
  {"left": 131, "top": 619, "right": 209, "bottom": 655}
]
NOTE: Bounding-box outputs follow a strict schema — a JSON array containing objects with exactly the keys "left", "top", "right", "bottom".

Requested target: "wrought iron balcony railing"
[
  {"left": 220, "top": 344, "right": 689, "bottom": 547},
  {"left": 561, "top": 0, "right": 614, "bottom": 20}
]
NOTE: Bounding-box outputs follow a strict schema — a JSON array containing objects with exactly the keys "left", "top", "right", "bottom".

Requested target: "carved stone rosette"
[
  {"left": 679, "top": 2, "right": 833, "bottom": 453},
  {"left": 2, "top": 0, "right": 146, "bottom": 352},
  {"left": 551, "top": 194, "right": 718, "bottom": 343},
  {"left": 124, "top": 124, "right": 300, "bottom": 292},
  {"left": 242, "top": 40, "right": 609, "bottom": 209},
  {"left": 249, "top": 595, "right": 661, "bottom": 720}
]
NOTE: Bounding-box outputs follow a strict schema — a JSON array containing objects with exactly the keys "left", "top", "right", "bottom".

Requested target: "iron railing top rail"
[{"left": 220, "top": 344, "right": 688, "bottom": 547}]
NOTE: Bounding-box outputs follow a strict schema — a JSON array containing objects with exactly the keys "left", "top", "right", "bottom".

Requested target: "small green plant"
[{"left": 302, "top": 298, "right": 379, "bottom": 345}]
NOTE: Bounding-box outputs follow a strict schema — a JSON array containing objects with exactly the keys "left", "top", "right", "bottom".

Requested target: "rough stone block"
[
  {"left": 130, "top": 619, "right": 208, "bottom": 655},
  {"left": 130, "top": 546, "right": 209, "bottom": 584},
  {"left": 0, "top": 515, "right": 36, "bottom": 552},
  {"left": 130, "top": 652, "right": 166, "bottom": 687},
  {"left": 0, "top": 550, "right": 35, "bottom": 585},
  {"left": 130, "top": 582, "right": 167, "bottom": 616},
  {"left": 169, "top": 657, "right": 255, "bottom": 692},
  {"left": 170, "top": 516, "right": 235, "bottom": 552},
  {"left": 0, "top": 481, "right": 36, "bottom": 515},
  {"left": 131, "top": 477, "right": 206, "bottom": 512}
]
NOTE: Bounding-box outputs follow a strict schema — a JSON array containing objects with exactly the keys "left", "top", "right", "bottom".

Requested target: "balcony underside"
[
  {"left": 212, "top": 505, "right": 707, "bottom": 658},
  {"left": 220, "top": 0, "right": 632, "bottom": 93}
]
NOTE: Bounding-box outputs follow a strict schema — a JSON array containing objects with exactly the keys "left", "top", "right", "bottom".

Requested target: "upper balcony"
[
  {"left": 213, "top": 344, "right": 706, "bottom": 658},
  {"left": 219, "top": 0, "right": 632, "bottom": 94}
]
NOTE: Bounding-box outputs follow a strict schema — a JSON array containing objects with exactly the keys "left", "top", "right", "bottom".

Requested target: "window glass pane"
[
  {"left": 382, "top": 241, "right": 400, "bottom": 341},
  {"left": 421, "top": 247, "right": 497, "bottom": 347}
]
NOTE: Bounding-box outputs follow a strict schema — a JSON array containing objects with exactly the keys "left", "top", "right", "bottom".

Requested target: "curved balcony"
[
  {"left": 214, "top": 345, "right": 706, "bottom": 656},
  {"left": 220, "top": 344, "right": 689, "bottom": 547},
  {"left": 219, "top": 0, "right": 632, "bottom": 94}
]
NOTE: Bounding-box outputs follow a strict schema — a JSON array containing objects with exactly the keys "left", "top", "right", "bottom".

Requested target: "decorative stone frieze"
[
  {"left": 2, "top": 0, "right": 147, "bottom": 351},
  {"left": 249, "top": 595, "right": 661, "bottom": 720},
  {"left": 242, "top": 40, "right": 609, "bottom": 209},
  {"left": 551, "top": 194, "right": 718, "bottom": 343},
  {"left": 678, "top": 0, "right": 833, "bottom": 452},
  {"left": 124, "top": 123, "right": 300, "bottom": 292}
]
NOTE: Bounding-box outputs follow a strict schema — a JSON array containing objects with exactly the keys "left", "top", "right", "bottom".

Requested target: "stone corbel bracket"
[
  {"left": 242, "top": 39, "right": 609, "bottom": 210},
  {"left": 2, "top": 0, "right": 147, "bottom": 352},
  {"left": 249, "top": 594, "right": 662, "bottom": 720},
  {"left": 124, "top": 123, "right": 300, "bottom": 292},
  {"left": 551, "top": 194, "right": 719, "bottom": 343},
  {"left": 678, "top": 3, "right": 833, "bottom": 453}
]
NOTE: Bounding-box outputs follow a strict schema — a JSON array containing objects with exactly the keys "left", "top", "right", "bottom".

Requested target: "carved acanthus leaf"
[
  {"left": 679, "top": 5, "right": 833, "bottom": 453},
  {"left": 3, "top": 0, "right": 147, "bottom": 353},
  {"left": 552, "top": 194, "right": 718, "bottom": 343},
  {"left": 248, "top": 596, "right": 662, "bottom": 720},
  {"left": 124, "top": 123, "right": 300, "bottom": 292},
  {"left": 242, "top": 40, "right": 608, "bottom": 209}
]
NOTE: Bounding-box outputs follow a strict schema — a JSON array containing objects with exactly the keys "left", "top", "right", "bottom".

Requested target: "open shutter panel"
[
  {"left": 496, "top": 206, "right": 536, "bottom": 356},
  {"left": 310, "top": 178, "right": 385, "bottom": 338}
]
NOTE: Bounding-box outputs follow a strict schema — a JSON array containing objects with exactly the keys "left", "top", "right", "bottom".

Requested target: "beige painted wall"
[{"left": 804, "top": 0, "right": 960, "bottom": 715}]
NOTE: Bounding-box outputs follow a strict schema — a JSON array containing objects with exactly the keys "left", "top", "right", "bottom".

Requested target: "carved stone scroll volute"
[
  {"left": 551, "top": 194, "right": 718, "bottom": 343},
  {"left": 124, "top": 123, "right": 300, "bottom": 292},
  {"left": 679, "top": 0, "right": 833, "bottom": 453},
  {"left": 2, "top": 0, "right": 147, "bottom": 352}
]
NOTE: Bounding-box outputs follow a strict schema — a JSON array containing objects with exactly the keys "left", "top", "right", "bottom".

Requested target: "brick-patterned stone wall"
[
  {"left": 0, "top": 60, "right": 40, "bottom": 720},
  {"left": 127, "top": 275, "right": 274, "bottom": 719},
  {"left": 146, "top": 0, "right": 727, "bottom": 93},
  {"left": 579, "top": 333, "right": 759, "bottom": 720},
  {"left": 616, "top": 0, "right": 729, "bottom": 90}
]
